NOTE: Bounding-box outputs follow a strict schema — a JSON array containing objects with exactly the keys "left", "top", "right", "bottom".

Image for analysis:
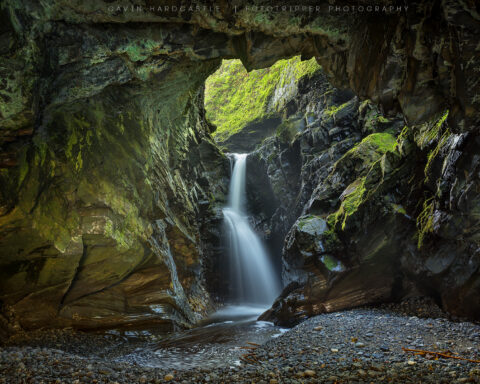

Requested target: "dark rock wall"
[
  {"left": 1, "top": 0, "right": 479, "bottom": 332},
  {"left": 0, "top": 13, "right": 232, "bottom": 331}
]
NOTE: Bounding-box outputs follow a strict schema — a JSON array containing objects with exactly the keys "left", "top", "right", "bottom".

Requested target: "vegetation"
[
  {"left": 324, "top": 101, "right": 351, "bottom": 117},
  {"left": 204, "top": 56, "right": 320, "bottom": 142},
  {"left": 416, "top": 110, "right": 449, "bottom": 149},
  {"left": 326, "top": 131, "right": 399, "bottom": 234},
  {"left": 327, "top": 177, "right": 367, "bottom": 231},
  {"left": 361, "top": 132, "right": 398, "bottom": 153},
  {"left": 416, "top": 196, "right": 435, "bottom": 249},
  {"left": 423, "top": 111, "right": 451, "bottom": 180}
]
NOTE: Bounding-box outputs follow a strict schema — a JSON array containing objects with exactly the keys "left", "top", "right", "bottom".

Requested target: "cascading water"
[{"left": 222, "top": 153, "right": 281, "bottom": 308}]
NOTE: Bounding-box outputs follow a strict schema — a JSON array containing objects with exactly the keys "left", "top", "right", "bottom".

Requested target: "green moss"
[
  {"left": 63, "top": 114, "right": 92, "bottom": 172},
  {"left": 417, "top": 110, "right": 449, "bottom": 149},
  {"left": 123, "top": 39, "right": 159, "bottom": 62},
  {"left": 204, "top": 56, "right": 321, "bottom": 141},
  {"left": 321, "top": 254, "right": 345, "bottom": 272},
  {"left": 324, "top": 101, "right": 350, "bottom": 117},
  {"left": 344, "top": 179, "right": 366, "bottom": 214},
  {"left": 329, "top": 177, "right": 367, "bottom": 231},
  {"left": 362, "top": 132, "right": 397, "bottom": 153},
  {"left": 416, "top": 196, "right": 435, "bottom": 248},
  {"left": 424, "top": 125, "right": 451, "bottom": 180},
  {"left": 324, "top": 216, "right": 341, "bottom": 249},
  {"left": 337, "top": 132, "right": 398, "bottom": 172}
]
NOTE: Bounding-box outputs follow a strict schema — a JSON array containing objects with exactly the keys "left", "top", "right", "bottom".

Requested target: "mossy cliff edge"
[
  {"left": 1, "top": 0, "right": 480, "bottom": 333},
  {"left": 205, "top": 57, "right": 320, "bottom": 148}
]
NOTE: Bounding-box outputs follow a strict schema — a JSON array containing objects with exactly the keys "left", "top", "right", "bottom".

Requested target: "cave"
[{"left": 1, "top": 0, "right": 480, "bottom": 381}]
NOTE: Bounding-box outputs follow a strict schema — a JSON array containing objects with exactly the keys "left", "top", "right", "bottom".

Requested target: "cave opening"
[{"left": 202, "top": 56, "right": 324, "bottom": 307}]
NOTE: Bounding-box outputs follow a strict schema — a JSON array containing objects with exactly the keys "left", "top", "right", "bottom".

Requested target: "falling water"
[{"left": 222, "top": 153, "right": 281, "bottom": 307}]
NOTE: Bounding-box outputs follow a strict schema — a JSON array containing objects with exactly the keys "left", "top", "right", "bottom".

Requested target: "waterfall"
[{"left": 222, "top": 153, "right": 281, "bottom": 307}]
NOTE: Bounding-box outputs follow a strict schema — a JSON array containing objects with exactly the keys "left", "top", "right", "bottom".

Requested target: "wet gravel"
[{"left": 1, "top": 299, "right": 480, "bottom": 383}]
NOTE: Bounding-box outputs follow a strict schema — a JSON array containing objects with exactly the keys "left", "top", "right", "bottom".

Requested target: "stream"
[{"left": 106, "top": 306, "right": 287, "bottom": 370}]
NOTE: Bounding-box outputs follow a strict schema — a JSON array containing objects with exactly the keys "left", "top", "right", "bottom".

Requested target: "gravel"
[{"left": 1, "top": 298, "right": 480, "bottom": 383}]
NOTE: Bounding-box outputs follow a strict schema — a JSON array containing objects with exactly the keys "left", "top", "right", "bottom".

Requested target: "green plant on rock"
[
  {"left": 424, "top": 127, "right": 451, "bottom": 181},
  {"left": 338, "top": 131, "right": 398, "bottom": 169},
  {"left": 416, "top": 110, "right": 449, "bottom": 150},
  {"left": 324, "top": 101, "right": 350, "bottom": 117},
  {"left": 324, "top": 217, "right": 341, "bottom": 249},
  {"left": 204, "top": 56, "right": 321, "bottom": 142},
  {"left": 364, "top": 132, "right": 398, "bottom": 153},
  {"left": 328, "top": 177, "right": 367, "bottom": 231},
  {"left": 416, "top": 196, "right": 435, "bottom": 249}
]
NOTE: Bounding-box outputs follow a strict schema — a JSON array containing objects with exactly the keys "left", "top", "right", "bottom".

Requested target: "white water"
[{"left": 222, "top": 153, "right": 281, "bottom": 307}]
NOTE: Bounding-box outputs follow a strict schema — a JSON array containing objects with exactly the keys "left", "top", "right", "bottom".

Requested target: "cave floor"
[{"left": 1, "top": 300, "right": 480, "bottom": 383}]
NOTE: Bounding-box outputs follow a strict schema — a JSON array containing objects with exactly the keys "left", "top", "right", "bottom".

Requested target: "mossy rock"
[{"left": 205, "top": 56, "right": 321, "bottom": 143}]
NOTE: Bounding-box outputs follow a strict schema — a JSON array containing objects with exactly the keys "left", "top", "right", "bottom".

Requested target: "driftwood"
[{"left": 402, "top": 347, "right": 480, "bottom": 363}]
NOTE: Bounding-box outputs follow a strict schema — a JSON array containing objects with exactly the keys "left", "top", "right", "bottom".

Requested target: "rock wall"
[
  {"left": 1, "top": 0, "right": 480, "bottom": 332},
  {"left": 0, "top": 11, "right": 232, "bottom": 332}
]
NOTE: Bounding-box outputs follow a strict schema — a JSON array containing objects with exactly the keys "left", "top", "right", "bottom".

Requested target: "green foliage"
[
  {"left": 363, "top": 132, "right": 398, "bottom": 153},
  {"left": 324, "top": 101, "right": 350, "bottom": 117},
  {"left": 417, "top": 110, "right": 449, "bottom": 150},
  {"left": 328, "top": 177, "right": 367, "bottom": 231},
  {"left": 338, "top": 131, "right": 398, "bottom": 168},
  {"left": 321, "top": 255, "right": 345, "bottom": 272},
  {"left": 204, "top": 56, "right": 320, "bottom": 142},
  {"left": 416, "top": 196, "right": 435, "bottom": 249},
  {"left": 327, "top": 132, "right": 399, "bottom": 235},
  {"left": 423, "top": 111, "right": 451, "bottom": 181}
]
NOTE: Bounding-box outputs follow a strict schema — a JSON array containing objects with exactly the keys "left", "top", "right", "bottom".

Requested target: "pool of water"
[{"left": 109, "top": 305, "right": 288, "bottom": 370}]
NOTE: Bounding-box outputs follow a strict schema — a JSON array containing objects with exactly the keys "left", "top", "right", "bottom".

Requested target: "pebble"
[{"left": 1, "top": 298, "right": 479, "bottom": 384}]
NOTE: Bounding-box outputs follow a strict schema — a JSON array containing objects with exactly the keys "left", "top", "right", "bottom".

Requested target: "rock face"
[
  {"left": 246, "top": 71, "right": 411, "bottom": 325},
  {"left": 258, "top": 89, "right": 480, "bottom": 325},
  {"left": 1, "top": 0, "right": 480, "bottom": 333},
  {"left": 0, "top": 7, "right": 233, "bottom": 332}
]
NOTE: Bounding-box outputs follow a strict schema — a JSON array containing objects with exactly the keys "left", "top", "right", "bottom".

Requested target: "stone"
[
  {"left": 1, "top": 0, "right": 480, "bottom": 336},
  {"left": 304, "top": 370, "right": 316, "bottom": 377}
]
